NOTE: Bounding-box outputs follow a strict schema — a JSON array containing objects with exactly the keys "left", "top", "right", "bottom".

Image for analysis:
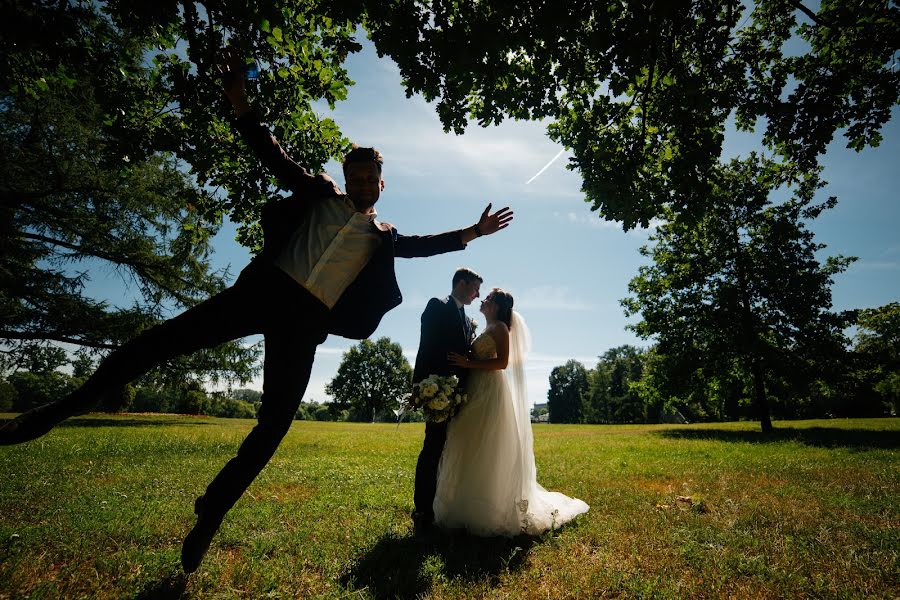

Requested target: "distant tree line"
[
  {"left": 545, "top": 160, "right": 899, "bottom": 432},
  {"left": 0, "top": 336, "right": 423, "bottom": 424},
  {"left": 0, "top": 345, "right": 259, "bottom": 419},
  {"left": 4, "top": 306, "right": 896, "bottom": 428},
  {"left": 547, "top": 302, "right": 899, "bottom": 425}
]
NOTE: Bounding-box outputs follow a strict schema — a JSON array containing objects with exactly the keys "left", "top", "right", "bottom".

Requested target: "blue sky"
[{"left": 86, "top": 37, "right": 900, "bottom": 408}]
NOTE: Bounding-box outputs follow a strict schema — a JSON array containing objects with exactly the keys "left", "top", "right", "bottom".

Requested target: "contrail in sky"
[{"left": 525, "top": 148, "right": 566, "bottom": 185}]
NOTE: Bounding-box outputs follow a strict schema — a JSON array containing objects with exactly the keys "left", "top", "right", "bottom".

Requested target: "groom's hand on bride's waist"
[{"left": 448, "top": 352, "right": 470, "bottom": 368}]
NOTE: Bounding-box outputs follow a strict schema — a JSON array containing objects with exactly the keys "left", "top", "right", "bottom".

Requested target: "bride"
[{"left": 435, "top": 288, "right": 589, "bottom": 536}]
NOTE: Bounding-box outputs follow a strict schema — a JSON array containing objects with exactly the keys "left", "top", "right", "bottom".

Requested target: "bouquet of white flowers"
[{"left": 404, "top": 374, "right": 467, "bottom": 423}]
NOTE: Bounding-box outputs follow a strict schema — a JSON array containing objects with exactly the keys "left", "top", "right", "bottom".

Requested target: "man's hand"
[
  {"left": 461, "top": 203, "right": 514, "bottom": 244},
  {"left": 448, "top": 352, "right": 471, "bottom": 368},
  {"left": 477, "top": 203, "right": 514, "bottom": 235},
  {"left": 214, "top": 47, "right": 251, "bottom": 118}
]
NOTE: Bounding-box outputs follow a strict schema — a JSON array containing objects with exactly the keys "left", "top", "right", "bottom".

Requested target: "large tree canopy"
[
  {"left": 368, "top": 0, "right": 900, "bottom": 227},
  {"left": 622, "top": 155, "right": 854, "bottom": 431},
  {"left": 7, "top": 1, "right": 897, "bottom": 235},
  {"left": 3, "top": 1, "right": 897, "bottom": 396},
  {"left": 2, "top": 0, "right": 360, "bottom": 249},
  {"left": 1, "top": 1, "right": 262, "bottom": 384}
]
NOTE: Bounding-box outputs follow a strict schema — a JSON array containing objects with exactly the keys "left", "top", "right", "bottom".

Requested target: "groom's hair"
[
  {"left": 452, "top": 267, "right": 483, "bottom": 287},
  {"left": 342, "top": 144, "right": 383, "bottom": 174}
]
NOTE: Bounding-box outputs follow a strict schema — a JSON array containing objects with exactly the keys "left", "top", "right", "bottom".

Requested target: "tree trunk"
[
  {"left": 750, "top": 356, "right": 773, "bottom": 433},
  {"left": 729, "top": 212, "right": 774, "bottom": 434}
]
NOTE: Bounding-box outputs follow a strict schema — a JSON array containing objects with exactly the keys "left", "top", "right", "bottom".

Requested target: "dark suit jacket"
[
  {"left": 412, "top": 296, "right": 474, "bottom": 387},
  {"left": 234, "top": 112, "right": 465, "bottom": 340}
]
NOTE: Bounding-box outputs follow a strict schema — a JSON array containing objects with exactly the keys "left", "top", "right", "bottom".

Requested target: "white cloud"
[
  {"left": 856, "top": 260, "right": 900, "bottom": 271},
  {"left": 316, "top": 346, "right": 353, "bottom": 356},
  {"left": 525, "top": 351, "right": 597, "bottom": 370},
  {"left": 553, "top": 211, "right": 664, "bottom": 236},
  {"left": 329, "top": 93, "right": 565, "bottom": 187},
  {"left": 515, "top": 285, "right": 596, "bottom": 311},
  {"left": 555, "top": 210, "right": 619, "bottom": 230},
  {"left": 521, "top": 352, "right": 598, "bottom": 406}
]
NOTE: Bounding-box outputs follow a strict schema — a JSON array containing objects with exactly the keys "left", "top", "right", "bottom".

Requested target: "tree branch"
[
  {"left": 20, "top": 232, "right": 205, "bottom": 305},
  {"left": 788, "top": 1, "right": 825, "bottom": 27},
  {"left": 0, "top": 330, "right": 119, "bottom": 350},
  {"left": 21, "top": 231, "right": 83, "bottom": 254}
]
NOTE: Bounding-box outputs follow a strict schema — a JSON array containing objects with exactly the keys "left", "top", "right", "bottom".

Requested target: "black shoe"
[
  {"left": 181, "top": 496, "right": 223, "bottom": 574},
  {"left": 0, "top": 401, "right": 84, "bottom": 446},
  {"left": 412, "top": 513, "right": 436, "bottom": 539}
]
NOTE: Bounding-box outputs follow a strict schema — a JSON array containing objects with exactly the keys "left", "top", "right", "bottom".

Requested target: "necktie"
[{"left": 459, "top": 306, "right": 469, "bottom": 338}]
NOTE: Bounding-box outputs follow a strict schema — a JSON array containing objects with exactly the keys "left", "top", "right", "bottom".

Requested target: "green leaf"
[{"left": 272, "top": 27, "right": 283, "bottom": 42}]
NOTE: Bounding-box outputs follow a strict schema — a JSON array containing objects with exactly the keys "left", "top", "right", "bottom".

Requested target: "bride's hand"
[{"left": 448, "top": 352, "right": 470, "bottom": 368}]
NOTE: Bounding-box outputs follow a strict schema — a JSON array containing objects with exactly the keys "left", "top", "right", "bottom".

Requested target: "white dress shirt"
[{"left": 274, "top": 195, "right": 382, "bottom": 309}]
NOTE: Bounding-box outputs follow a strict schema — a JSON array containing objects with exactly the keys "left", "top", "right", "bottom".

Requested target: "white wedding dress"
[{"left": 433, "top": 312, "right": 589, "bottom": 536}]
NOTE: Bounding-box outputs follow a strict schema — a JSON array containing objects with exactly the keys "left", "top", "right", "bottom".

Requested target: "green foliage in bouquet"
[{"left": 412, "top": 375, "right": 466, "bottom": 423}]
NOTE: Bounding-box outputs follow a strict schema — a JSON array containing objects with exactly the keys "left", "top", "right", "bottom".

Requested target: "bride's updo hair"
[{"left": 489, "top": 288, "right": 514, "bottom": 329}]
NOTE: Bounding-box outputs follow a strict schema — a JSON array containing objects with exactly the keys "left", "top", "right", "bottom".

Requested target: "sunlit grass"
[{"left": 0, "top": 415, "right": 897, "bottom": 598}]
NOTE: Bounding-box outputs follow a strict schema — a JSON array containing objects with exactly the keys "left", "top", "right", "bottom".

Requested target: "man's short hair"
[
  {"left": 342, "top": 144, "right": 383, "bottom": 174},
  {"left": 452, "top": 267, "right": 483, "bottom": 287}
]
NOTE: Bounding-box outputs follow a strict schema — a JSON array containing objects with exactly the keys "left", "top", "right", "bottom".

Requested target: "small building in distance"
[{"left": 531, "top": 403, "right": 549, "bottom": 423}]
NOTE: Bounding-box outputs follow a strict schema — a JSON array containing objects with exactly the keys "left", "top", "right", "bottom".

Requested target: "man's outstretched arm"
[
  {"left": 215, "top": 48, "right": 339, "bottom": 196},
  {"left": 393, "top": 204, "right": 515, "bottom": 258}
]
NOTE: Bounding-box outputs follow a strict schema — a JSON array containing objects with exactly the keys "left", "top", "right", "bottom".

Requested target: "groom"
[
  {"left": 0, "top": 51, "right": 513, "bottom": 572},
  {"left": 411, "top": 267, "right": 482, "bottom": 535}
]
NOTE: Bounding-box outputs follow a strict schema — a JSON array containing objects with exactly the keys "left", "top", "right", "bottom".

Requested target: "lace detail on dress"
[
  {"left": 471, "top": 332, "right": 497, "bottom": 360},
  {"left": 518, "top": 499, "right": 532, "bottom": 534}
]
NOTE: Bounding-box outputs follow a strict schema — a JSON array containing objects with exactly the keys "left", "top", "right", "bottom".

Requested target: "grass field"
[{"left": 0, "top": 415, "right": 897, "bottom": 599}]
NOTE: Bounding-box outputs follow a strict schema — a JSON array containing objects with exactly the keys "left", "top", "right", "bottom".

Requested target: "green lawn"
[{"left": 0, "top": 415, "right": 897, "bottom": 599}]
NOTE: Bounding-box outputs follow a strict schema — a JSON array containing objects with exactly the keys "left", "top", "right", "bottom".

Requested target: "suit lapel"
[{"left": 446, "top": 297, "right": 468, "bottom": 345}]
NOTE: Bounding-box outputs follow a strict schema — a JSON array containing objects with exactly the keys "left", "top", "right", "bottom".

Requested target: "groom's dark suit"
[
  {"left": 22, "top": 111, "right": 467, "bottom": 523},
  {"left": 412, "top": 296, "right": 474, "bottom": 522}
]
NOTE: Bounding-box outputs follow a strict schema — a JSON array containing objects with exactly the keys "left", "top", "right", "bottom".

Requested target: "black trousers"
[
  {"left": 413, "top": 419, "right": 448, "bottom": 520},
  {"left": 65, "top": 260, "right": 328, "bottom": 517}
]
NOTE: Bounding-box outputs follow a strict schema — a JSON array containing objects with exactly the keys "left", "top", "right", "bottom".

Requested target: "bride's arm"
[{"left": 448, "top": 325, "right": 509, "bottom": 371}]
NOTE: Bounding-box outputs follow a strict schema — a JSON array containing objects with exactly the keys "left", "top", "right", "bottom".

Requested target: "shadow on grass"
[
  {"left": 58, "top": 417, "right": 215, "bottom": 429},
  {"left": 657, "top": 426, "right": 900, "bottom": 450},
  {"left": 0, "top": 416, "right": 215, "bottom": 429},
  {"left": 132, "top": 572, "right": 188, "bottom": 600},
  {"left": 341, "top": 530, "right": 539, "bottom": 599}
]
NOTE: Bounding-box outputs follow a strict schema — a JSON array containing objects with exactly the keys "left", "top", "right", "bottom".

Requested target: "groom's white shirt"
[{"left": 275, "top": 195, "right": 382, "bottom": 309}]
